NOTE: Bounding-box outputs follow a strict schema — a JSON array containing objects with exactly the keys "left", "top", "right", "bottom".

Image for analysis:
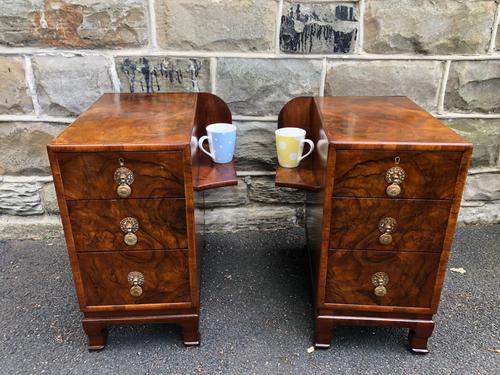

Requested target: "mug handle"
[
  {"left": 298, "top": 139, "right": 315, "bottom": 163},
  {"left": 198, "top": 135, "right": 215, "bottom": 160}
]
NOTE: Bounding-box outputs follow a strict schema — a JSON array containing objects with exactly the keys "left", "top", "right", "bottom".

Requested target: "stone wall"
[{"left": 1, "top": 0, "right": 499, "bottom": 238}]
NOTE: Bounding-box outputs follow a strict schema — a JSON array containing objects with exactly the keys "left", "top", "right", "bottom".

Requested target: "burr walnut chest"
[
  {"left": 48, "top": 93, "right": 236, "bottom": 350},
  {"left": 276, "top": 96, "right": 472, "bottom": 353}
]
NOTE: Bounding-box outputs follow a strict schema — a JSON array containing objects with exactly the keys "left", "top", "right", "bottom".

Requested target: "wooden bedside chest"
[
  {"left": 276, "top": 96, "right": 472, "bottom": 353},
  {"left": 48, "top": 93, "right": 236, "bottom": 350}
]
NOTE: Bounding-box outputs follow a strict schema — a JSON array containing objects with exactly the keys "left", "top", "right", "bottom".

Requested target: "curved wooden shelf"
[
  {"left": 275, "top": 160, "right": 320, "bottom": 191},
  {"left": 194, "top": 156, "right": 237, "bottom": 191}
]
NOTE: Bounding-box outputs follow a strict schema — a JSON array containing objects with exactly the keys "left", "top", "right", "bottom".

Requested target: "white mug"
[{"left": 198, "top": 123, "right": 237, "bottom": 164}]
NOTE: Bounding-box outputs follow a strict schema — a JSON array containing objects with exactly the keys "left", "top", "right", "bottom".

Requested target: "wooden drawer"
[
  {"left": 325, "top": 249, "right": 440, "bottom": 308},
  {"left": 333, "top": 150, "right": 462, "bottom": 200},
  {"left": 78, "top": 250, "right": 190, "bottom": 307},
  {"left": 68, "top": 198, "right": 187, "bottom": 252},
  {"left": 330, "top": 198, "right": 450, "bottom": 252},
  {"left": 58, "top": 151, "right": 185, "bottom": 200}
]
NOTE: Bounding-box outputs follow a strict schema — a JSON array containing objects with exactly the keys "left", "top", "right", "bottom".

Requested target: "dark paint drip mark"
[
  {"left": 120, "top": 57, "right": 203, "bottom": 93},
  {"left": 280, "top": 4, "right": 358, "bottom": 54}
]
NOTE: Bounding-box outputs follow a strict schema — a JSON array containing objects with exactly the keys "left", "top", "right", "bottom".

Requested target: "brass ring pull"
[
  {"left": 371, "top": 272, "right": 389, "bottom": 297},
  {"left": 385, "top": 157, "right": 405, "bottom": 197},
  {"left": 120, "top": 217, "right": 139, "bottom": 246},
  {"left": 378, "top": 217, "right": 396, "bottom": 245},
  {"left": 128, "top": 271, "right": 144, "bottom": 297},
  {"left": 114, "top": 159, "right": 134, "bottom": 198}
]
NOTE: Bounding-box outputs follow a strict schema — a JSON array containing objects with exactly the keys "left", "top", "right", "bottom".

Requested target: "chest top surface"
[
  {"left": 314, "top": 96, "right": 471, "bottom": 150},
  {"left": 50, "top": 93, "right": 198, "bottom": 149}
]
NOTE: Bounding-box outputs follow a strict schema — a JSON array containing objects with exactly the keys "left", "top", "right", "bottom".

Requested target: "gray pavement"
[{"left": 0, "top": 225, "right": 499, "bottom": 375}]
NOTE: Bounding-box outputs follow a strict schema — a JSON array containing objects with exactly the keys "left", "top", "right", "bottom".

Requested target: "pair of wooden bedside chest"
[{"left": 48, "top": 93, "right": 471, "bottom": 353}]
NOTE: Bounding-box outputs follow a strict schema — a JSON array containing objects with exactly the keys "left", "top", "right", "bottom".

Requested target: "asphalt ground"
[{"left": 0, "top": 225, "right": 499, "bottom": 374}]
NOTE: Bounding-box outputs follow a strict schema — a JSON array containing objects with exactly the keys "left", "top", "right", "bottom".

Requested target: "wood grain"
[
  {"left": 315, "top": 96, "right": 470, "bottom": 150},
  {"left": 276, "top": 96, "right": 472, "bottom": 352},
  {"left": 67, "top": 198, "right": 187, "bottom": 251},
  {"left": 78, "top": 250, "right": 190, "bottom": 306},
  {"left": 330, "top": 198, "right": 451, "bottom": 252},
  {"left": 58, "top": 151, "right": 185, "bottom": 200},
  {"left": 333, "top": 150, "right": 462, "bottom": 199},
  {"left": 48, "top": 93, "right": 236, "bottom": 349},
  {"left": 50, "top": 93, "right": 198, "bottom": 151},
  {"left": 325, "top": 249, "right": 440, "bottom": 308}
]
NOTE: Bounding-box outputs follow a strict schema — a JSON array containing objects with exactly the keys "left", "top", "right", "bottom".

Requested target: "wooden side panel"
[
  {"left": 78, "top": 250, "right": 190, "bottom": 307},
  {"left": 333, "top": 150, "right": 462, "bottom": 199},
  {"left": 430, "top": 148, "right": 473, "bottom": 310},
  {"left": 192, "top": 93, "right": 237, "bottom": 191},
  {"left": 58, "top": 151, "right": 185, "bottom": 200},
  {"left": 47, "top": 147, "right": 87, "bottom": 310},
  {"left": 326, "top": 250, "right": 440, "bottom": 308},
  {"left": 330, "top": 198, "right": 451, "bottom": 252}
]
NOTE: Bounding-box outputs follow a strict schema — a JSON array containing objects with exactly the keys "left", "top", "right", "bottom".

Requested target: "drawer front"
[
  {"left": 68, "top": 198, "right": 188, "bottom": 251},
  {"left": 330, "top": 198, "right": 450, "bottom": 252},
  {"left": 78, "top": 250, "right": 190, "bottom": 307},
  {"left": 325, "top": 249, "right": 440, "bottom": 308},
  {"left": 58, "top": 151, "right": 185, "bottom": 200},
  {"left": 333, "top": 150, "right": 462, "bottom": 199}
]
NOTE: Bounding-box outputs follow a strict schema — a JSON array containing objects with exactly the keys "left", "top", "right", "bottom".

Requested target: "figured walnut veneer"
[
  {"left": 276, "top": 96, "right": 472, "bottom": 354},
  {"left": 48, "top": 93, "right": 235, "bottom": 350}
]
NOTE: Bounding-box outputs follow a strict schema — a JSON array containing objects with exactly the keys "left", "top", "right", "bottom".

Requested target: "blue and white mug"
[{"left": 198, "top": 123, "right": 236, "bottom": 164}]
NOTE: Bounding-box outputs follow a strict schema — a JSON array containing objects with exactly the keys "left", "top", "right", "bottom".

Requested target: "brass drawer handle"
[
  {"left": 378, "top": 217, "right": 396, "bottom": 245},
  {"left": 385, "top": 157, "right": 405, "bottom": 197},
  {"left": 372, "top": 272, "right": 389, "bottom": 297},
  {"left": 114, "top": 158, "right": 134, "bottom": 198},
  {"left": 120, "top": 217, "right": 139, "bottom": 246},
  {"left": 128, "top": 271, "right": 144, "bottom": 297}
]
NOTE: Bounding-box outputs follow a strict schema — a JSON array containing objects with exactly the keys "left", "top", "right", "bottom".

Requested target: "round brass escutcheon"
[
  {"left": 124, "top": 232, "right": 138, "bottom": 246},
  {"left": 386, "top": 183, "right": 401, "bottom": 198},
  {"left": 117, "top": 183, "right": 132, "bottom": 198},
  {"left": 379, "top": 232, "right": 393, "bottom": 245},
  {"left": 374, "top": 285, "right": 387, "bottom": 297},
  {"left": 130, "top": 284, "right": 143, "bottom": 297},
  {"left": 120, "top": 217, "right": 139, "bottom": 246},
  {"left": 371, "top": 271, "right": 389, "bottom": 297},
  {"left": 127, "top": 271, "right": 144, "bottom": 297},
  {"left": 378, "top": 217, "right": 397, "bottom": 234},
  {"left": 385, "top": 166, "right": 406, "bottom": 185},
  {"left": 114, "top": 166, "right": 134, "bottom": 198}
]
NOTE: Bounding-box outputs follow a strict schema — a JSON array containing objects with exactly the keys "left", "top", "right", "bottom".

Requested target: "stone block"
[
  {"left": 497, "top": 24, "right": 500, "bottom": 51},
  {"left": 445, "top": 119, "right": 500, "bottom": 167},
  {"left": 0, "top": 122, "right": 65, "bottom": 176},
  {"left": 0, "top": 0, "right": 147, "bottom": 47},
  {"left": 116, "top": 56, "right": 210, "bottom": 93},
  {"left": 0, "top": 56, "right": 33, "bottom": 114},
  {"left": 41, "top": 182, "right": 59, "bottom": 214},
  {"left": 280, "top": 1, "right": 358, "bottom": 54},
  {"left": 325, "top": 60, "right": 443, "bottom": 111},
  {"left": 246, "top": 176, "right": 305, "bottom": 204},
  {"left": 0, "top": 182, "right": 43, "bottom": 215},
  {"left": 204, "top": 204, "right": 301, "bottom": 232},
  {"left": 217, "top": 58, "right": 322, "bottom": 116},
  {"left": 459, "top": 201, "right": 500, "bottom": 224},
  {"left": 235, "top": 121, "right": 276, "bottom": 171},
  {"left": 155, "top": 0, "right": 278, "bottom": 51},
  {"left": 202, "top": 181, "right": 249, "bottom": 208},
  {"left": 445, "top": 61, "right": 500, "bottom": 114},
  {"left": 463, "top": 170, "right": 500, "bottom": 201},
  {"left": 364, "top": 0, "right": 496, "bottom": 54},
  {"left": 33, "top": 55, "right": 114, "bottom": 116}
]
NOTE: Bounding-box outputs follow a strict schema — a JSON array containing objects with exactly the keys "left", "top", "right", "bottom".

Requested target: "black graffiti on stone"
[
  {"left": 119, "top": 57, "right": 203, "bottom": 93},
  {"left": 280, "top": 4, "right": 358, "bottom": 54}
]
